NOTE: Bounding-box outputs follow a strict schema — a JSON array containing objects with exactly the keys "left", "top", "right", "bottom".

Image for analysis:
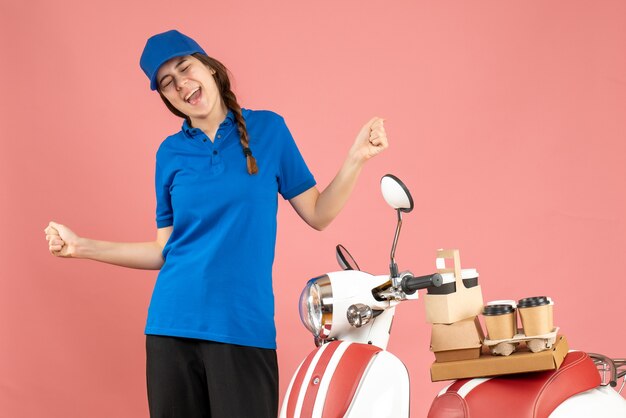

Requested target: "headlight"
[{"left": 299, "top": 275, "right": 333, "bottom": 340}]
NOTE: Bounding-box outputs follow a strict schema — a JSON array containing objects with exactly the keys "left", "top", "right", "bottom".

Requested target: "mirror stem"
[{"left": 389, "top": 209, "right": 402, "bottom": 279}]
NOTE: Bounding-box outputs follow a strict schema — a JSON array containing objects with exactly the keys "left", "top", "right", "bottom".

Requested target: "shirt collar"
[{"left": 182, "top": 109, "right": 236, "bottom": 137}]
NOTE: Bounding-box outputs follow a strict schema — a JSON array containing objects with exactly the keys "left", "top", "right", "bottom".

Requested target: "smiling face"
[{"left": 156, "top": 55, "right": 225, "bottom": 123}]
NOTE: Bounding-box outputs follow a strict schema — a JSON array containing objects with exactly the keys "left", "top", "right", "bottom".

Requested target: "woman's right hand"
[{"left": 45, "top": 221, "right": 80, "bottom": 258}]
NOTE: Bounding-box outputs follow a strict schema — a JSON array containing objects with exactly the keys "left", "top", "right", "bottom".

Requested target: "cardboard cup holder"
[
  {"left": 481, "top": 296, "right": 556, "bottom": 355},
  {"left": 424, "top": 249, "right": 484, "bottom": 324},
  {"left": 483, "top": 327, "right": 560, "bottom": 356},
  {"left": 427, "top": 269, "right": 479, "bottom": 295},
  {"left": 430, "top": 335, "right": 569, "bottom": 382}
]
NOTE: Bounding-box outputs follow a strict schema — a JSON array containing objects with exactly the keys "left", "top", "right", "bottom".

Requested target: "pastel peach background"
[{"left": 2, "top": 1, "right": 625, "bottom": 417}]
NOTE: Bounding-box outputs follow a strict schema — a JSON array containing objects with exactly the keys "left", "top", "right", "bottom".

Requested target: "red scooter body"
[{"left": 428, "top": 351, "right": 604, "bottom": 418}]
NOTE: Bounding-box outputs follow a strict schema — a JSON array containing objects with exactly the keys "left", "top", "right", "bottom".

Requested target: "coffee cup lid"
[
  {"left": 483, "top": 304, "right": 515, "bottom": 315},
  {"left": 462, "top": 268, "right": 479, "bottom": 278},
  {"left": 518, "top": 296, "right": 550, "bottom": 308},
  {"left": 487, "top": 299, "right": 517, "bottom": 308}
]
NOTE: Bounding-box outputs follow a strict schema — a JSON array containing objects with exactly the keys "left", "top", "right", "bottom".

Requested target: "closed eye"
[{"left": 161, "top": 77, "right": 173, "bottom": 88}]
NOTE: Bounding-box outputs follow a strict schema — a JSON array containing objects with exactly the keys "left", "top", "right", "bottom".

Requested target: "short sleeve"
[
  {"left": 155, "top": 158, "right": 173, "bottom": 228},
  {"left": 277, "top": 117, "right": 317, "bottom": 200}
]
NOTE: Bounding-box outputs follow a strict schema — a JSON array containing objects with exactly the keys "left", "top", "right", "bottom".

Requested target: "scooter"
[{"left": 279, "top": 174, "right": 626, "bottom": 418}]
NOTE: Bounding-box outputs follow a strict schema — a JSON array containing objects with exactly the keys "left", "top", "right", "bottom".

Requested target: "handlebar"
[{"left": 401, "top": 273, "right": 443, "bottom": 295}]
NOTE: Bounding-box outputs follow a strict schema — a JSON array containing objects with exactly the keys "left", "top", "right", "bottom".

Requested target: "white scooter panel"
[{"left": 281, "top": 341, "right": 409, "bottom": 418}]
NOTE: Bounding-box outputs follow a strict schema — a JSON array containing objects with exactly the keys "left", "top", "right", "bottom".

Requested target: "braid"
[
  {"left": 222, "top": 90, "right": 258, "bottom": 175},
  {"left": 158, "top": 52, "right": 259, "bottom": 175},
  {"left": 193, "top": 53, "right": 258, "bottom": 175}
]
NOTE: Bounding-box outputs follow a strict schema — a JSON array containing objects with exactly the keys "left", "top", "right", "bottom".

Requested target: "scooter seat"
[{"left": 427, "top": 351, "right": 600, "bottom": 418}]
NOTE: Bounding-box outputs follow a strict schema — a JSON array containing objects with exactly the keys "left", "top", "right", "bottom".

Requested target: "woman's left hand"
[{"left": 349, "top": 117, "right": 389, "bottom": 163}]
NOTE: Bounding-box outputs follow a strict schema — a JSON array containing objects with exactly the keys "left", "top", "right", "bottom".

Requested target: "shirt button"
[
  {"left": 217, "top": 134, "right": 221, "bottom": 138},
  {"left": 213, "top": 150, "right": 218, "bottom": 155}
]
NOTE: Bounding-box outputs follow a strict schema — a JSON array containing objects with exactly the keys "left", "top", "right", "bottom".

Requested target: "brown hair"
[{"left": 157, "top": 53, "right": 258, "bottom": 175}]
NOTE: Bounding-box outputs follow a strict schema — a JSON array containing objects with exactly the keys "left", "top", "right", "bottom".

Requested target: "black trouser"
[{"left": 146, "top": 335, "right": 278, "bottom": 418}]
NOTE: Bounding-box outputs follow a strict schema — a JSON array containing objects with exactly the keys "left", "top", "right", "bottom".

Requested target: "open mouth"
[{"left": 185, "top": 87, "right": 202, "bottom": 105}]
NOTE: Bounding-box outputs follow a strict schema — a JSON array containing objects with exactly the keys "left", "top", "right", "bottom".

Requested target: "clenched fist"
[
  {"left": 44, "top": 221, "right": 79, "bottom": 258},
  {"left": 349, "top": 117, "right": 389, "bottom": 162}
]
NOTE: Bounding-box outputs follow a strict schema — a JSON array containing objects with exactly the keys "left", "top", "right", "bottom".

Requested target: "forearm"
[
  {"left": 75, "top": 238, "right": 165, "bottom": 270},
  {"left": 313, "top": 154, "right": 364, "bottom": 230},
  {"left": 290, "top": 116, "right": 387, "bottom": 231}
]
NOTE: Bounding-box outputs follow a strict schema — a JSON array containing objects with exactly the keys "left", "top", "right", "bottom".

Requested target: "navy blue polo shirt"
[{"left": 147, "top": 108, "right": 316, "bottom": 349}]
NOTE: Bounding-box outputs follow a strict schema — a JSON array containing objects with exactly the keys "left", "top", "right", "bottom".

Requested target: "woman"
[{"left": 44, "top": 29, "right": 388, "bottom": 418}]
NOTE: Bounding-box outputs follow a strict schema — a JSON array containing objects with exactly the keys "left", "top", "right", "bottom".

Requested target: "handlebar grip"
[{"left": 401, "top": 273, "right": 443, "bottom": 295}]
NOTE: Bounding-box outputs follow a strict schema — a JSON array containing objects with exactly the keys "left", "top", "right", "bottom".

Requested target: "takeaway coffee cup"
[
  {"left": 487, "top": 299, "right": 518, "bottom": 332},
  {"left": 518, "top": 296, "right": 553, "bottom": 336},
  {"left": 483, "top": 304, "right": 517, "bottom": 340},
  {"left": 427, "top": 268, "right": 479, "bottom": 295}
]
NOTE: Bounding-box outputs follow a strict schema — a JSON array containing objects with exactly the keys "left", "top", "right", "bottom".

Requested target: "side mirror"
[
  {"left": 380, "top": 174, "right": 414, "bottom": 279},
  {"left": 381, "top": 174, "right": 414, "bottom": 213},
  {"left": 336, "top": 244, "right": 360, "bottom": 271}
]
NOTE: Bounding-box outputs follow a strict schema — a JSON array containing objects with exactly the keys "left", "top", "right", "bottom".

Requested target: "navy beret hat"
[{"left": 140, "top": 29, "right": 207, "bottom": 91}]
